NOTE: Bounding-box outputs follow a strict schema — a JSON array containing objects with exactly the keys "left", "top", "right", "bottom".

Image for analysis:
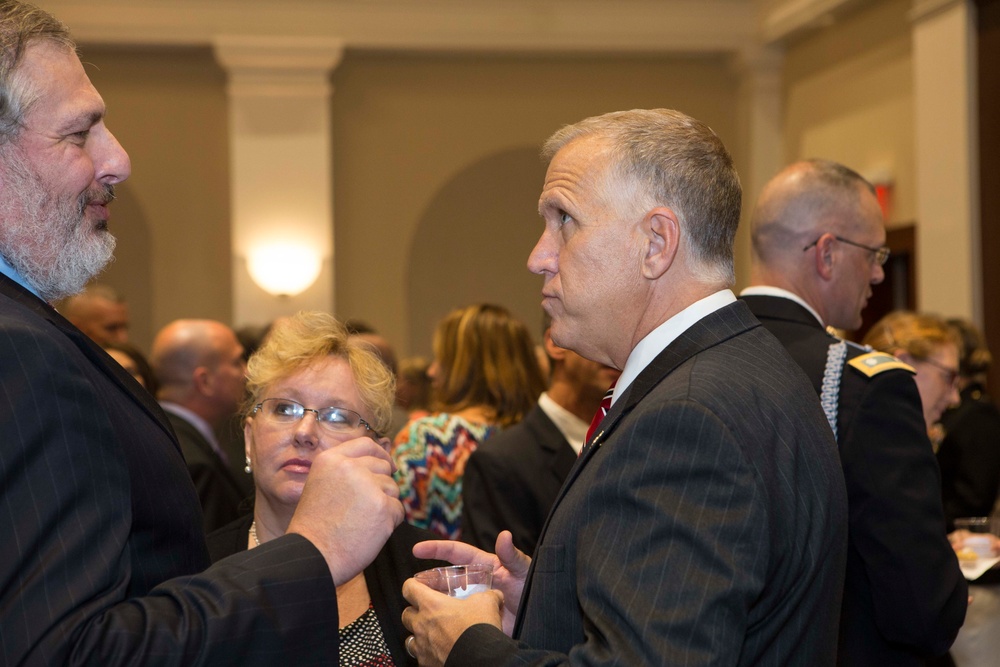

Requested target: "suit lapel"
[
  {"left": 0, "top": 275, "right": 176, "bottom": 442},
  {"left": 554, "top": 301, "right": 759, "bottom": 504},
  {"left": 513, "top": 301, "right": 760, "bottom": 635}
]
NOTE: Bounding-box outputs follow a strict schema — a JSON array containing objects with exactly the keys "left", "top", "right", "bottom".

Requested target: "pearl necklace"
[{"left": 249, "top": 520, "right": 260, "bottom": 547}]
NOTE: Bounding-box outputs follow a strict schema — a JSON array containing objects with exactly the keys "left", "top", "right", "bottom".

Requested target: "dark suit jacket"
[
  {"left": 938, "top": 383, "right": 1000, "bottom": 529},
  {"left": 462, "top": 404, "right": 577, "bottom": 555},
  {"left": 165, "top": 411, "right": 248, "bottom": 533},
  {"left": 743, "top": 294, "right": 968, "bottom": 665},
  {"left": 448, "top": 300, "right": 849, "bottom": 666},
  {"left": 208, "top": 516, "right": 447, "bottom": 667},
  {"left": 0, "top": 275, "right": 340, "bottom": 665}
]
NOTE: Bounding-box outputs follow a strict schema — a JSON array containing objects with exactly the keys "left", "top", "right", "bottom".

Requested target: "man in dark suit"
[
  {"left": 0, "top": 3, "right": 401, "bottom": 663},
  {"left": 151, "top": 319, "right": 250, "bottom": 532},
  {"left": 740, "top": 159, "right": 967, "bottom": 664},
  {"left": 462, "top": 322, "right": 619, "bottom": 555},
  {"left": 402, "top": 109, "right": 848, "bottom": 666}
]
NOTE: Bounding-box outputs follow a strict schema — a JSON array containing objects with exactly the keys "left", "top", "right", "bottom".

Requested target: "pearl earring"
[{"left": 244, "top": 456, "right": 252, "bottom": 474}]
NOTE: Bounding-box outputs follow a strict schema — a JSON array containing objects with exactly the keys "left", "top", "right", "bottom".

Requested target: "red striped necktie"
[{"left": 584, "top": 382, "right": 616, "bottom": 447}]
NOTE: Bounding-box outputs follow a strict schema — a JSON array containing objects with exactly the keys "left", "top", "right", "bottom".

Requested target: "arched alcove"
[{"left": 406, "top": 147, "right": 546, "bottom": 355}]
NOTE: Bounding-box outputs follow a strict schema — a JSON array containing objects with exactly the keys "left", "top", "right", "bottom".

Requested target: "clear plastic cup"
[
  {"left": 413, "top": 564, "right": 493, "bottom": 599},
  {"left": 954, "top": 517, "right": 992, "bottom": 534}
]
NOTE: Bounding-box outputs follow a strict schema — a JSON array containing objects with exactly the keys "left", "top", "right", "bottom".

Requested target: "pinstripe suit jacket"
[
  {"left": 448, "top": 301, "right": 848, "bottom": 666},
  {"left": 0, "top": 275, "right": 339, "bottom": 665}
]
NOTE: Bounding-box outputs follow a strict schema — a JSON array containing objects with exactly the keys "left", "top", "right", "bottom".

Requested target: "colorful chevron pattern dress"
[{"left": 392, "top": 413, "right": 499, "bottom": 540}]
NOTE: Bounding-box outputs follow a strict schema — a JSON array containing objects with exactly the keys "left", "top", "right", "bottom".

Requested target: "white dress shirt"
[{"left": 538, "top": 391, "right": 589, "bottom": 455}]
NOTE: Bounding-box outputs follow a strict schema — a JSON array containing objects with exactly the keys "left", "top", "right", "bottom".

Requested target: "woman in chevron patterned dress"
[{"left": 392, "top": 303, "right": 547, "bottom": 540}]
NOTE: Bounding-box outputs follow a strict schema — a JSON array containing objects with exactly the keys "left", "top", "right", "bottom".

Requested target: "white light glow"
[{"left": 247, "top": 243, "right": 322, "bottom": 296}]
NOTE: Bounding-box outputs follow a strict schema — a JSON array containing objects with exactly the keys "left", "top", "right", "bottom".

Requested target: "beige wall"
[
  {"left": 82, "top": 47, "right": 231, "bottom": 351},
  {"left": 331, "top": 52, "right": 740, "bottom": 356},
  {"left": 783, "top": 0, "right": 915, "bottom": 227},
  {"left": 74, "top": 48, "right": 741, "bottom": 357}
]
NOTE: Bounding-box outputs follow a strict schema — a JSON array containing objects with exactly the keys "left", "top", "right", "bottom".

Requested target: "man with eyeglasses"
[
  {"left": 740, "top": 159, "right": 967, "bottom": 665},
  {"left": 0, "top": 2, "right": 402, "bottom": 663}
]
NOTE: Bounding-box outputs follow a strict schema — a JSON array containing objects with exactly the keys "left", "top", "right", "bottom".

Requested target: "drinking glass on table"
[{"left": 952, "top": 517, "right": 999, "bottom": 558}]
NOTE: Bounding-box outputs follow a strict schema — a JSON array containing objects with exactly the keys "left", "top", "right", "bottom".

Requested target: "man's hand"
[
  {"left": 401, "top": 579, "right": 504, "bottom": 667},
  {"left": 287, "top": 437, "right": 403, "bottom": 585},
  {"left": 413, "top": 530, "right": 530, "bottom": 635}
]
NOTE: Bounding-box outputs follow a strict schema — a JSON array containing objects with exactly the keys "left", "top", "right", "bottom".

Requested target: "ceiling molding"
[
  {"left": 760, "top": 0, "right": 867, "bottom": 43},
  {"left": 34, "top": 0, "right": 757, "bottom": 55}
]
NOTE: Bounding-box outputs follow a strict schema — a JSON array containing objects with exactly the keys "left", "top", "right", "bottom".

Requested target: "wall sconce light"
[{"left": 247, "top": 243, "right": 322, "bottom": 297}]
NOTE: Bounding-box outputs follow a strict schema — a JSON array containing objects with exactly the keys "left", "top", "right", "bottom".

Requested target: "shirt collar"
[
  {"left": 537, "top": 391, "right": 589, "bottom": 455},
  {"left": 613, "top": 289, "right": 736, "bottom": 406},
  {"left": 739, "top": 285, "right": 824, "bottom": 327},
  {"left": 0, "top": 253, "right": 42, "bottom": 299},
  {"left": 159, "top": 401, "right": 225, "bottom": 458}
]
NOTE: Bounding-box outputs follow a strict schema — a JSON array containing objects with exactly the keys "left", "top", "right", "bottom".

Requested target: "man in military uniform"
[{"left": 741, "top": 159, "right": 967, "bottom": 665}]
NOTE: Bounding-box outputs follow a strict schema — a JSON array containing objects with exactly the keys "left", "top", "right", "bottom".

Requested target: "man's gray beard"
[{"left": 0, "top": 151, "right": 116, "bottom": 302}]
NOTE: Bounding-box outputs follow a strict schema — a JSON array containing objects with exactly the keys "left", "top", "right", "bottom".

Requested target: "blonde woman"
[{"left": 207, "top": 312, "right": 443, "bottom": 666}]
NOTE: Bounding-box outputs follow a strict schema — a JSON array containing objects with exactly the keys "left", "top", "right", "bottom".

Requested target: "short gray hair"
[
  {"left": 542, "top": 109, "right": 741, "bottom": 285},
  {"left": 750, "top": 159, "right": 876, "bottom": 264},
  {"left": 0, "top": 1, "right": 75, "bottom": 143}
]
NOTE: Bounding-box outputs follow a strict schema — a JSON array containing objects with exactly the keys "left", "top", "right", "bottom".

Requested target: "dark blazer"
[
  {"left": 209, "top": 516, "right": 446, "bottom": 667},
  {"left": 743, "top": 294, "right": 968, "bottom": 665},
  {"left": 462, "top": 404, "right": 577, "bottom": 555},
  {"left": 165, "top": 411, "right": 248, "bottom": 533},
  {"left": 448, "top": 300, "right": 849, "bottom": 666},
  {"left": 0, "top": 275, "right": 340, "bottom": 665},
  {"left": 938, "top": 383, "right": 1000, "bottom": 529}
]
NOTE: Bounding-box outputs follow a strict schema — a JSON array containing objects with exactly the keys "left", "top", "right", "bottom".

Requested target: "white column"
[
  {"left": 911, "top": 0, "right": 979, "bottom": 320},
  {"left": 213, "top": 36, "right": 344, "bottom": 327},
  {"left": 731, "top": 45, "right": 785, "bottom": 288}
]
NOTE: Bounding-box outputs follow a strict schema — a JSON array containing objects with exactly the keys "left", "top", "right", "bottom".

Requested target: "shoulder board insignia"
[{"left": 848, "top": 351, "right": 915, "bottom": 377}]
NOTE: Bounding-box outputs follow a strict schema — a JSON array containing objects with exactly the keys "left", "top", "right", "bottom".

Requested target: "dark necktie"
[{"left": 584, "top": 382, "right": 616, "bottom": 448}]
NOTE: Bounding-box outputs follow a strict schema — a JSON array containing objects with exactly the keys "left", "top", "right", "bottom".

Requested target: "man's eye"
[
  {"left": 68, "top": 130, "right": 89, "bottom": 144},
  {"left": 559, "top": 212, "right": 572, "bottom": 226}
]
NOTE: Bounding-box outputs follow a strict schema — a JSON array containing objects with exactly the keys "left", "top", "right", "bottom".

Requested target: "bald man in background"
[
  {"left": 740, "top": 159, "right": 966, "bottom": 665},
  {"left": 59, "top": 282, "right": 129, "bottom": 346},
  {"left": 151, "top": 319, "right": 249, "bottom": 532}
]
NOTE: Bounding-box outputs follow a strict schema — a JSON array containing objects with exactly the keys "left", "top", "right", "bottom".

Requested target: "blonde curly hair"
[{"left": 244, "top": 311, "right": 395, "bottom": 436}]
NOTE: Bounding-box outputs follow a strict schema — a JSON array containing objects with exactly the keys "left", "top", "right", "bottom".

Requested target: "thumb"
[{"left": 495, "top": 531, "right": 530, "bottom": 575}]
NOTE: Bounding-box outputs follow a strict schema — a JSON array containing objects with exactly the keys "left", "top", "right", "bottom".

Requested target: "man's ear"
[
  {"left": 641, "top": 207, "right": 680, "bottom": 280},
  {"left": 814, "top": 233, "right": 837, "bottom": 281},
  {"left": 192, "top": 365, "right": 213, "bottom": 395}
]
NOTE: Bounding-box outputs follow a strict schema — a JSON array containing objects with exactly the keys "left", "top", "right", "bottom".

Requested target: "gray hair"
[
  {"left": 0, "top": 1, "right": 75, "bottom": 143},
  {"left": 542, "top": 109, "right": 742, "bottom": 286},
  {"left": 750, "top": 159, "right": 876, "bottom": 263}
]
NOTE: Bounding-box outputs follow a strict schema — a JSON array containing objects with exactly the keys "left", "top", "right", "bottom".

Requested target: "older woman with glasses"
[
  {"left": 207, "top": 311, "right": 443, "bottom": 666},
  {"left": 862, "top": 311, "right": 961, "bottom": 434}
]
